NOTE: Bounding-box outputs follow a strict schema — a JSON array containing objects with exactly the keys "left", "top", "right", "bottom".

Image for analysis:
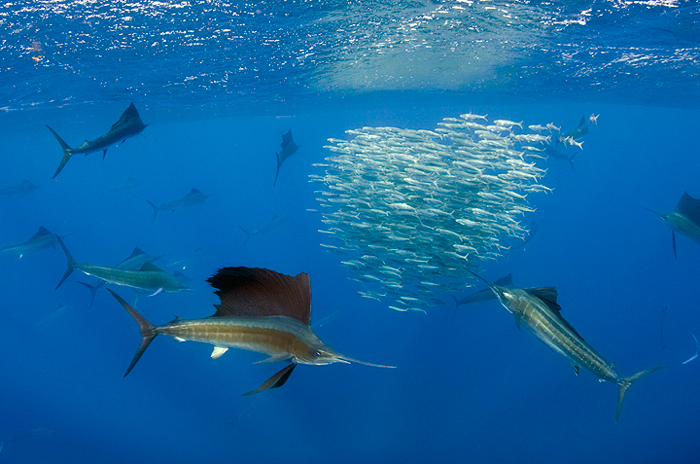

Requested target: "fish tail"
[
  {"left": 238, "top": 226, "right": 251, "bottom": 244},
  {"left": 146, "top": 200, "right": 160, "bottom": 223},
  {"left": 45, "top": 125, "right": 74, "bottom": 179},
  {"left": 55, "top": 236, "right": 77, "bottom": 289},
  {"left": 273, "top": 152, "right": 281, "bottom": 186},
  {"left": 107, "top": 289, "right": 157, "bottom": 377},
  {"left": 77, "top": 281, "right": 99, "bottom": 308},
  {"left": 615, "top": 365, "right": 664, "bottom": 422}
]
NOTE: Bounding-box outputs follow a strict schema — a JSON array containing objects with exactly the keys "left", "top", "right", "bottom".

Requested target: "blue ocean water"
[{"left": 1, "top": 1, "right": 700, "bottom": 463}]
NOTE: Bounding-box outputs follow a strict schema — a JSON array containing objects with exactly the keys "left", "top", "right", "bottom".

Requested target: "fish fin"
[
  {"left": 140, "top": 262, "right": 166, "bottom": 272},
  {"left": 494, "top": 273, "right": 513, "bottom": 286},
  {"left": 107, "top": 289, "right": 158, "bottom": 377},
  {"left": 243, "top": 363, "right": 297, "bottom": 396},
  {"left": 675, "top": 192, "right": 700, "bottom": 224},
  {"left": 55, "top": 236, "right": 77, "bottom": 289},
  {"left": 254, "top": 352, "right": 293, "bottom": 364},
  {"left": 77, "top": 281, "right": 99, "bottom": 308},
  {"left": 513, "top": 313, "right": 522, "bottom": 330},
  {"left": 238, "top": 226, "right": 251, "bottom": 244},
  {"left": 672, "top": 230, "right": 677, "bottom": 258},
  {"left": 281, "top": 130, "right": 294, "bottom": 147},
  {"left": 146, "top": 200, "right": 160, "bottom": 223},
  {"left": 33, "top": 226, "right": 55, "bottom": 239},
  {"left": 616, "top": 366, "right": 665, "bottom": 422},
  {"left": 211, "top": 347, "right": 229, "bottom": 359},
  {"left": 147, "top": 288, "right": 163, "bottom": 297},
  {"left": 526, "top": 287, "right": 585, "bottom": 340},
  {"left": 186, "top": 188, "right": 202, "bottom": 197},
  {"left": 46, "top": 125, "right": 74, "bottom": 179},
  {"left": 525, "top": 287, "right": 561, "bottom": 310},
  {"left": 109, "top": 102, "right": 145, "bottom": 132},
  {"left": 208, "top": 267, "right": 312, "bottom": 325},
  {"left": 102, "top": 149, "right": 107, "bottom": 159},
  {"left": 572, "top": 364, "right": 580, "bottom": 376}
]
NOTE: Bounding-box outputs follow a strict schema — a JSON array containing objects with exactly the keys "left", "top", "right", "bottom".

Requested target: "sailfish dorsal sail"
[{"left": 207, "top": 267, "right": 312, "bottom": 325}]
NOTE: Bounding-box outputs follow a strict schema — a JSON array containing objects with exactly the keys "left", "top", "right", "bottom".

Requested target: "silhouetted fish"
[
  {"left": 55, "top": 237, "right": 187, "bottom": 294},
  {"left": 558, "top": 116, "right": 588, "bottom": 143},
  {"left": 468, "top": 271, "right": 664, "bottom": 422},
  {"left": 78, "top": 247, "right": 159, "bottom": 307},
  {"left": 645, "top": 192, "right": 700, "bottom": 258},
  {"left": 511, "top": 220, "right": 539, "bottom": 250},
  {"left": 109, "top": 266, "right": 393, "bottom": 395},
  {"left": 46, "top": 103, "right": 148, "bottom": 178},
  {"left": 239, "top": 215, "right": 291, "bottom": 244},
  {"left": 0, "top": 179, "right": 37, "bottom": 197},
  {"left": 0, "top": 227, "right": 57, "bottom": 258},
  {"left": 273, "top": 130, "right": 299, "bottom": 186},
  {"left": 146, "top": 188, "right": 207, "bottom": 222}
]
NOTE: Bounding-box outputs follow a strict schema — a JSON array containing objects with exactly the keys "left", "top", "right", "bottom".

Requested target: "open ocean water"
[{"left": 1, "top": 1, "right": 699, "bottom": 463}]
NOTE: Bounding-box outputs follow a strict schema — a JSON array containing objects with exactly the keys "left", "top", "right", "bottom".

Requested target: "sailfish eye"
[{"left": 314, "top": 350, "right": 322, "bottom": 357}]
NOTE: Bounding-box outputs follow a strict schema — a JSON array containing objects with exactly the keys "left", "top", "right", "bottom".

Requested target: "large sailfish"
[
  {"left": 109, "top": 266, "right": 393, "bottom": 395},
  {"left": 468, "top": 271, "right": 663, "bottom": 421}
]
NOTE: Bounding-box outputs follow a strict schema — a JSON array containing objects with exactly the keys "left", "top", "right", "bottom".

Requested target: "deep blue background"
[{"left": 1, "top": 1, "right": 700, "bottom": 463}]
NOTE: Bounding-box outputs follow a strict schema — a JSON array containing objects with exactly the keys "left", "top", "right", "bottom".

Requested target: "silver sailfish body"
[
  {"left": 469, "top": 271, "right": 663, "bottom": 421},
  {"left": 109, "top": 266, "right": 393, "bottom": 395}
]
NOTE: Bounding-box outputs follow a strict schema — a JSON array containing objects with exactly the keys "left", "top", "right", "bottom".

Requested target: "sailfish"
[
  {"left": 108, "top": 266, "right": 393, "bottom": 395},
  {"left": 273, "top": 130, "right": 299, "bottom": 186},
  {"left": 467, "top": 270, "right": 663, "bottom": 421},
  {"left": 645, "top": 192, "right": 700, "bottom": 258},
  {"left": 46, "top": 103, "right": 148, "bottom": 178}
]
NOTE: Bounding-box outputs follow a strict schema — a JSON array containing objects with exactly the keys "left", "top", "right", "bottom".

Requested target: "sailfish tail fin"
[
  {"left": 146, "top": 200, "right": 160, "bottom": 223},
  {"left": 55, "top": 236, "right": 78, "bottom": 289},
  {"left": 46, "top": 125, "right": 74, "bottom": 179},
  {"left": 107, "top": 289, "right": 157, "bottom": 377},
  {"left": 615, "top": 365, "right": 664, "bottom": 422}
]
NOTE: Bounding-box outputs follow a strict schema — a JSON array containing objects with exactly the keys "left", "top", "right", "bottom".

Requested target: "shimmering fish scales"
[
  {"left": 109, "top": 266, "right": 393, "bottom": 395},
  {"left": 468, "top": 271, "right": 663, "bottom": 421}
]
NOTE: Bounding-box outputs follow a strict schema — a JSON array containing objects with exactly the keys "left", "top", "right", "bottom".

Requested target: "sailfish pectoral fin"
[
  {"left": 253, "top": 352, "right": 293, "bottom": 364},
  {"left": 243, "top": 363, "right": 297, "bottom": 396}
]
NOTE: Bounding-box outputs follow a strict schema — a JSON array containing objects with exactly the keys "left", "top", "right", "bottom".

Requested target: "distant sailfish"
[
  {"left": 0, "top": 226, "right": 57, "bottom": 258},
  {"left": 46, "top": 103, "right": 148, "bottom": 178},
  {"left": 55, "top": 236, "right": 188, "bottom": 294},
  {"left": 273, "top": 130, "right": 299, "bottom": 186},
  {"left": 468, "top": 271, "right": 663, "bottom": 421},
  {"left": 108, "top": 266, "right": 393, "bottom": 395},
  {"left": 0, "top": 179, "right": 38, "bottom": 197},
  {"left": 645, "top": 192, "right": 700, "bottom": 258},
  {"left": 146, "top": 188, "right": 207, "bottom": 222}
]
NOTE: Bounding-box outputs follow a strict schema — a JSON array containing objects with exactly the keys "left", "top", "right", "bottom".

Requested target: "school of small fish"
[{"left": 310, "top": 114, "right": 552, "bottom": 312}]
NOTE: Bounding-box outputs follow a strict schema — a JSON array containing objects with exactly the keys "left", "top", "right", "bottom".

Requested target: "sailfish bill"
[
  {"left": 467, "top": 270, "right": 663, "bottom": 421},
  {"left": 46, "top": 103, "right": 148, "bottom": 178},
  {"left": 108, "top": 266, "right": 393, "bottom": 395}
]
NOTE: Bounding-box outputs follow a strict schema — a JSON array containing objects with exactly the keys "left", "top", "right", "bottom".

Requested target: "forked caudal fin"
[
  {"left": 107, "top": 289, "right": 157, "bottom": 377},
  {"left": 55, "top": 236, "right": 78, "bottom": 289},
  {"left": 616, "top": 365, "right": 664, "bottom": 422},
  {"left": 45, "top": 125, "right": 74, "bottom": 179},
  {"left": 146, "top": 200, "right": 160, "bottom": 223}
]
